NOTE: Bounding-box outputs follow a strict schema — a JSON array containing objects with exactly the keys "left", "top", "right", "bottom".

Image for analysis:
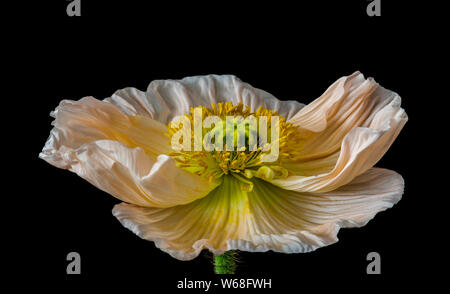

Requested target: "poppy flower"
[{"left": 39, "top": 72, "right": 407, "bottom": 262}]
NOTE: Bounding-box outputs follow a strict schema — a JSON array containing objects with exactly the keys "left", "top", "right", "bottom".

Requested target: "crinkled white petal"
[
  {"left": 273, "top": 72, "right": 407, "bottom": 192},
  {"left": 39, "top": 97, "right": 216, "bottom": 207},
  {"left": 40, "top": 97, "right": 172, "bottom": 163},
  {"left": 112, "top": 168, "right": 403, "bottom": 260},
  {"left": 104, "top": 87, "right": 157, "bottom": 118},
  {"left": 105, "top": 75, "right": 305, "bottom": 124}
]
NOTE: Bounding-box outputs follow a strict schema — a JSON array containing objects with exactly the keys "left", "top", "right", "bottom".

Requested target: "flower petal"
[
  {"left": 106, "top": 75, "right": 304, "bottom": 124},
  {"left": 39, "top": 97, "right": 216, "bottom": 207},
  {"left": 290, "top": 72, "right": 394, "bottom": 159},
  {"left": 112, "top": 168, "right": 403, "bottom": 260},
  {"left": 273, "top": 73, "right": 407, "bottom": 192},
  {"left": 42, "top": 139, "right": 218, "bottom": 208},
  {"left": 104, "top": 87, "right": 157, "bottom": 118},
  {"left": 40, "top": 97, "right": 171, "bottom": 166}
]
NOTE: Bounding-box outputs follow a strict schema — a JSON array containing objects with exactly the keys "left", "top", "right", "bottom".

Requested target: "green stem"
[{"left": 214, "top": 251, "right": 236, "bottom": 274}]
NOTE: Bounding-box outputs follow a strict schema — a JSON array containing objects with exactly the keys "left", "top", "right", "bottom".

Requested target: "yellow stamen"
[{"left": 167, "top": 102, "right": 304, "bottom": 188}]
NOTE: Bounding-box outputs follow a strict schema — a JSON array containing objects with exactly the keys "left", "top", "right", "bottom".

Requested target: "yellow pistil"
[{"left": 167, "top": 102, "right": 304, "bottom": 190}]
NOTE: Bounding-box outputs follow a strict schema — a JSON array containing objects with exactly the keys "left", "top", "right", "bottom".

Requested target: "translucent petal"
[
  {"left": 113, "top": 168, "right": 403, "bottom": 260},
  {"left": 39, "top": 98, "right": 216, "bottom": 207},
  {"left": 274, "top": 72, "right": 407, "bottom": 192},
  {"left": 105, "top": 75, "right": 305, "bottom": 124}
]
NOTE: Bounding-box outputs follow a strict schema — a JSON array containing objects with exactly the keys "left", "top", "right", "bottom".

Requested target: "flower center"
[{"left": 167, "top": 102, "right": 302, "bottom": 191}]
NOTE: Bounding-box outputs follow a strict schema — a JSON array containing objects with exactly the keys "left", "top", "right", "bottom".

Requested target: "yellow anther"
[{"left": 167, "top": 101, "right": 303, "bottom": 187}]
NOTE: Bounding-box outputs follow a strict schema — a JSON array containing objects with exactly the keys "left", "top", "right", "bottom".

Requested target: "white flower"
[{"left": 40, "top": 72, "right": 407, "bottom": 261}]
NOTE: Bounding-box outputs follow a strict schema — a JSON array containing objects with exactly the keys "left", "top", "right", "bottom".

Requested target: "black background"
[{"left": 10, "top": 0, "right": 444, "bottom": 291}]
